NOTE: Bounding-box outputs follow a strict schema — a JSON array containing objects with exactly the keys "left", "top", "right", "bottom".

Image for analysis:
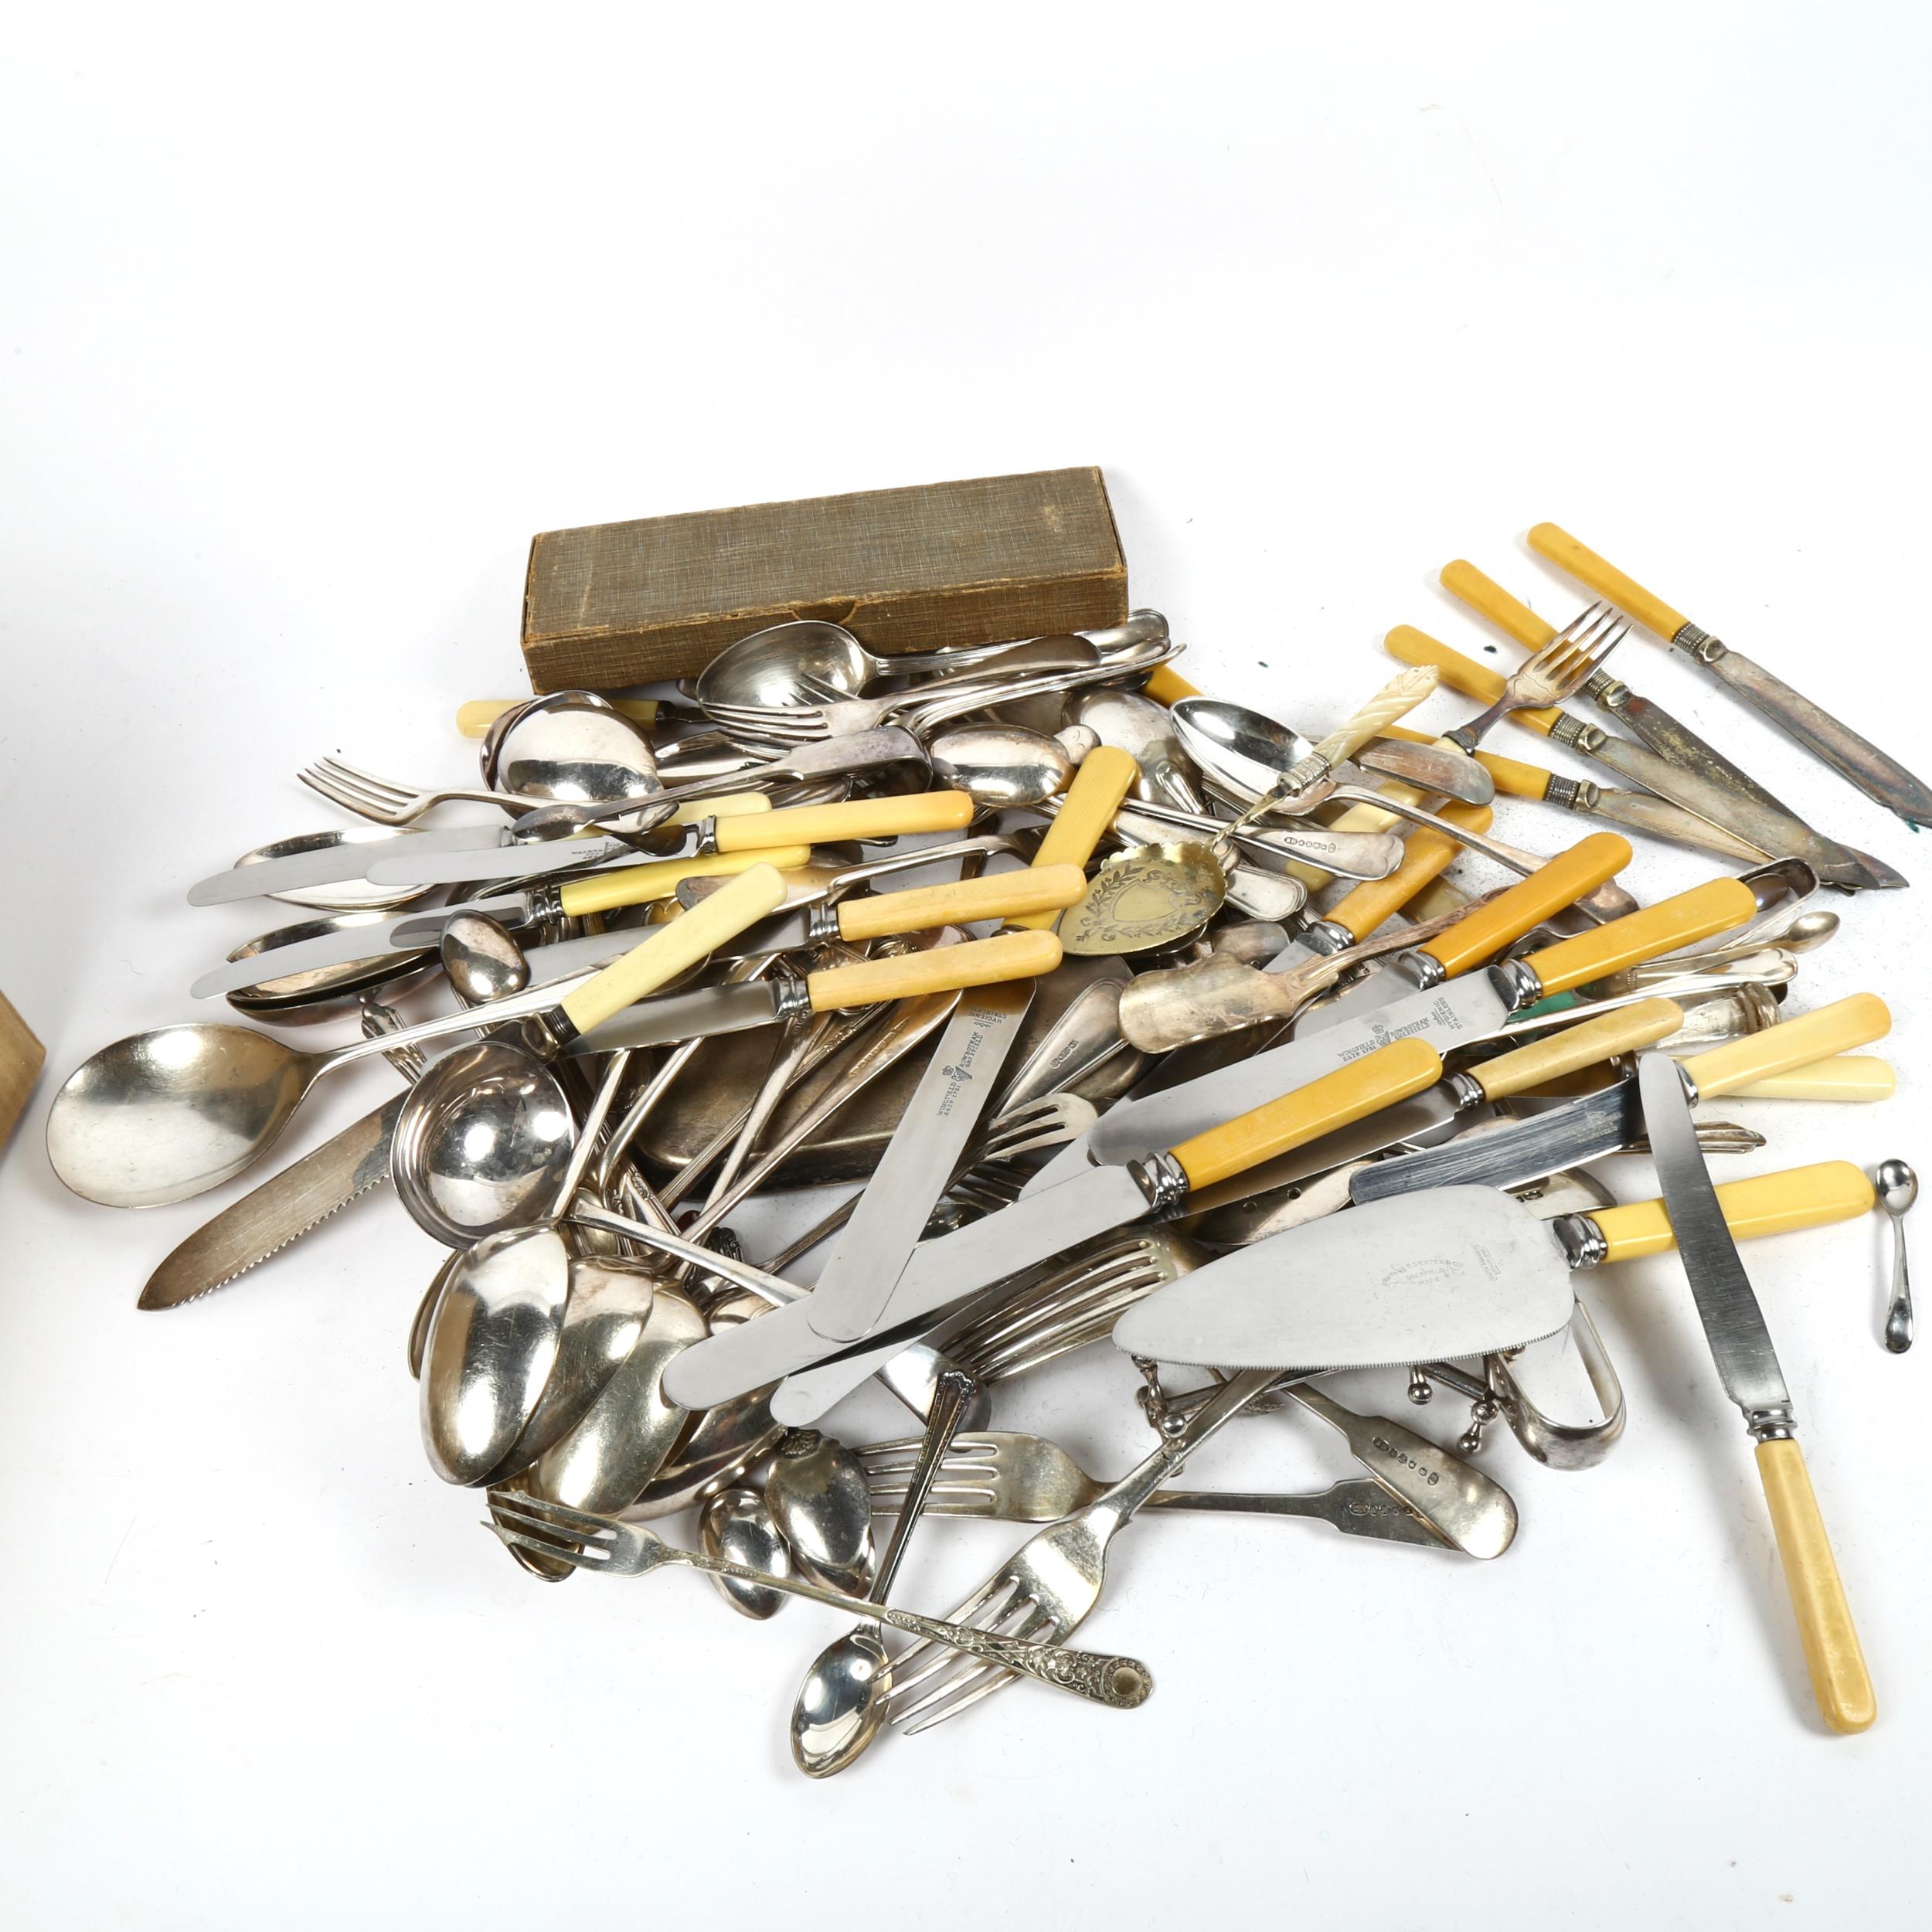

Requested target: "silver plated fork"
[
  {"left": 883, "top": 1368, "right": 1280, "bottom": 1733},
  {"left": 298, "top": 757, "right": 536, "bottom": 824},
  {"left": 856, "top": 1433, "right": 1448, "bottom": 1547},
  {"left": 1442, "top": 600, "right": 1629, "bottom": 751},
  {"left": 485, "top": 1493, "right": 1154, "bottom": 1712}
]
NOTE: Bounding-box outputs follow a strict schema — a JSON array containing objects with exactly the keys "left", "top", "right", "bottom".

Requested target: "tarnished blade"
[
  {"left": 1636, "top": 1053, "right": 1792, "bottom": 1420},
  {"left": 1112, "top": 1186, "right": 1576, "bottom": 1370},
  {"left": 1349, "top": 1083, "right": 1639, "bottom": 1203},
  {"left": 138, "top": 1096, "right": 406, "bottom": 1309}
]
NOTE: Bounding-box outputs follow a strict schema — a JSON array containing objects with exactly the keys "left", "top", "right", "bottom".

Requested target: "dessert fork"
[
  {"left": 298, "top": 756, "right": 535, "bottom": 824},
  {"left": 1442, "top": 600, "right": 1628, "bottom": 751},
  {"left": 883, "top": 1367, "right": 1280, "bottom": 1733}
]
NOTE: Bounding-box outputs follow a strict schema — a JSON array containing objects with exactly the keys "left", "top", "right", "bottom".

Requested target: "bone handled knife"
[
  {"left": 1383, "top": 626, "right": 1897, "bottom": 893},
  {"left": 1530, "top": 522, "right": 1932, "bottom": 831},
  {"left": 1637, "top": 1052, "right": 1875, "bottom": 1733},
  {"left": 1349, "top": 992, "right": 1893, "bottom": 1202}
]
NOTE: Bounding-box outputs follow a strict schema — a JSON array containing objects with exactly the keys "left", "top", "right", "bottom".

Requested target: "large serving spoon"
[{"left": 47, "top": 864, "right": 790, "bottom": 1208}]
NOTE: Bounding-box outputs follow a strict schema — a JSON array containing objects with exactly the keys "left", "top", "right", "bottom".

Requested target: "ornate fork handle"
[
  {"left": 872, "top": 1607, "right": 1152, "bottom": 1708},
  {"left": 675, "top": 1546, "right": 1153, "bottom": 1709}
]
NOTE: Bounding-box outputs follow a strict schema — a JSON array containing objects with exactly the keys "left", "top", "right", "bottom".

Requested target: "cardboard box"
[
  {"left": 1, "top": 989, "right": 43, "bottom": 1152},
  {"left": 520, "top": 466, "right": 1128, "bottom": 689}
]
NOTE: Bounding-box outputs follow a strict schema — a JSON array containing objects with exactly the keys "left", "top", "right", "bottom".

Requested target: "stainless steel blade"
[
  {"left": 1635, "top": 1052, "right": 1793, "bottom": 1420},
  {"left": 1349, "top": 1083, "right": 1639, "bottom": 1202},
  {"left": 805, "top": 982, "right": 1032, "bottom": 1341},
  {"left": 1287, "top": 957, "right": 1432, "bottom": 1032},
  {"left": 663, "top": 1161, "right": 1155, "bottom": 1412},
  {"left": 1696, "top": 645, "right": 1932, "bottom": 829},
  {"left": 189, "top": 893, "right": 531, "bottom": 998},
  {"left": 1111, "top": 1186, "right": 1576, "bottom": 1368},
  {"left": 571, "top": 980, "right": 784, "bottom": 1052},
  {"left": 1050, "top": 971, "right": 1517, "bottom": 1194},
  {"left": 362, "top": 830, "right": 646, "bottom": 887},
  {"left": 138, "top": 1096, "right": 406, "bottom": 1308},
  {"left": 185, "top": 825, "right": 511, "bottom": 905}
]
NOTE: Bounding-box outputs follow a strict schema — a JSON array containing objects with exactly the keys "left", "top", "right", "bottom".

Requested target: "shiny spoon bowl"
[{"left": 1877, "top": 1158, "right": 1917, "bottom": 1354}]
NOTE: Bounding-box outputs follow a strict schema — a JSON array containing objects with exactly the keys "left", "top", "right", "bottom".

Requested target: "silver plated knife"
[
  {"left": 1350, "top": 993, "right": 1890, "bottom": 1204},
  {"left": 1532, "top": 522, "right": 1932, "bottom": 830},
  {"left": 1636, "top": 1051, "right": 1875, "bottom": 1733}
]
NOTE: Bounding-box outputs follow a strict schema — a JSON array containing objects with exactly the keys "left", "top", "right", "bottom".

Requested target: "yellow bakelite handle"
[
  {"left": 1170, "top": 1038, "right": 1443, "bottom": 1192},
  {"left": 1528, "top": 524, "right": 1690, "bottom": 640},
  {"left": 457, "top": 696, "right": 661, "bottom": 737},
  {"left": 1524, "top": 876, "right": 1756, "bottom": 998},
  {"left": 1009, "top": 745, "right": 1139, "bottom": 929},
  {"left": 557, "top": 845, "right": 812, "bottom": 917},
  {"left": 1475, "top": 748, "right": 1555, "bottom": 800},
  {"left": 1594, "top": 1161, "right": 1876, "bottom": 1261},
  {"left": 1469, "top": 998, "right": 1684, "bottom": 1101},
  {"left": 1324, "top": 802, "right": 1494, "bottom": 942},
  {"left": 1440, "top": 560, "right": 1556, "bottom": 649},
  {"left": 1420, "top": 833, "right": 1632, "bottom": 978},
  {"left": 1687, "top": 994, "right": 1893, "bottom": 1100},
  {"left": 1142, "top": 665, "right": 1202, "bottom": 706},
  {"left": 1733, "top": 1056, "right": 1896, "bottom": 1103},
  {"left": 835, "top": 864, "right": 1087, "bottom": 940},
  {"left": 804, "top": 928, "right": 1062, "bottom": 1010},
  {"left": 1755, "top": 1438, "right": 1876, "bottom": 1734},
  {"left": 1386, "top": 627, "right": 1560, "bottom": 736},
  {"left": 560, "top": 863, "right": 787, "bottom": 1036},
  {"left": 713, "top": 791, "right": 975, "bottom": 852}
]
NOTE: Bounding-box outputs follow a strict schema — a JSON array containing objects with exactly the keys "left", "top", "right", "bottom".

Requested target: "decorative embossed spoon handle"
[{"left": 679, "top": 1548, "right": 1152, "bottom": 1708}]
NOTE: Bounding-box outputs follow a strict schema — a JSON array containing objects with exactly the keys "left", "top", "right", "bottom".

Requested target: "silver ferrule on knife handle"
[
  {"left": 1299, "top": 918, "right": 1358, "bottom": 957},
  {"left": 770, "top": 978, "right": 815, "bottom": 1023},
  {"left": 1440, "top": 1068, "right": 1486, "bottom": 1111},
  {"left": 1128, "top": 1151, "right": 1192, "bottom": 1218},
  {"left": 1672, "top": 621, "right": 1729, "bottom": 665},
  {"left": 1546, "top": 713, "right": 1609, "bottom": 756},
  {"left": 1388, "top": 948, "right": 1451, "bottom": 995},
  {"left": 1583, "top": 670, "right": 1634, "bottom": 712},
  {"left": 1543, "top": 774, "right": 1599, "bottom": 813},
  {"left": 1492, "top": 956, "right": 1546, "bottom": 1009},
  {"left": 1551, "top": 1212, "right": 1608, "bottom": 1269}
]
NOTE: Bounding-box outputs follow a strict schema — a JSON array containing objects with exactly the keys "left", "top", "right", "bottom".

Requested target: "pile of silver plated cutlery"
[{"left": 49, "top": 548, "right": 1927, "bottom": 1761}]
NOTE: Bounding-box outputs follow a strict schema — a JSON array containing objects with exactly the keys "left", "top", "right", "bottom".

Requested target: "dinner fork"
[
  {"left": 856, "top": 1433, "right": 1448, "bottom": 1547},
  {"left": 883, "top": 1367, "right": 1280, "bottom": 1733},
  {"left": 1442, "top": 600, "right": 1628, "bottom": 751},
  {"left": 299, "top": 757, "right": 535, "bottom": 824},
  {"left": 484, "top": 1494, "right": 1154, "bottom": 1709}
]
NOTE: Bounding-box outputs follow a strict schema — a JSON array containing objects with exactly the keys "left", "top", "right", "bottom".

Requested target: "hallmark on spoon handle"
[{"left": 872, "top": 1607, "right": 1154, "bottom": 1709}]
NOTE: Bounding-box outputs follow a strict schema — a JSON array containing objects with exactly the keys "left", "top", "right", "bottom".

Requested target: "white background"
[{"left": 4, "top": 5, "right": 1929, "bottom": 1926}]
